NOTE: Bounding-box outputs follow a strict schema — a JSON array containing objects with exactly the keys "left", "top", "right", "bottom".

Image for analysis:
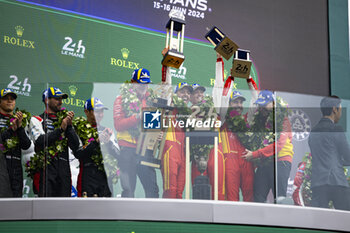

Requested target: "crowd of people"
[{"left": 0, "top": 53, "right": 349, "bottom": 211}]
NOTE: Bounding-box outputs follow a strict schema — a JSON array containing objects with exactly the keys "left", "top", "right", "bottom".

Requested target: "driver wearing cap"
[
  {"left": 242, "top": 90, "right": 293, "bottom": 203},
  {"left": 161, "top": 82, "right": 192, "bottom": 199},
  {"left": 0, "top": 88, "right": 31, "bottom": 197},
  {"left": 31, "top": 87, "right": 80, "bottom": 197},
  {"left": 221, "top": 90, "right": 255, "bottom": 202},
  {"left": 113, "top": 68, "right": 159, "bottom": 198},
  {"left": 74, "top": 97, "right": 119, "bottom": 197}
]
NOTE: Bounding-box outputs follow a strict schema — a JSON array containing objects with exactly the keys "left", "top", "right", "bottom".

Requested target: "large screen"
[{"left": 18, "top": 0, "right": 330, "bottom": 96}]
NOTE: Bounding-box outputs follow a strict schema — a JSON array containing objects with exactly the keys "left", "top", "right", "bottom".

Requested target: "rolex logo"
[
  {"left": 111, "top": 48, "right": 140, "bottom": 70},
  {"left": 3, "top": 25, "right": 34, "bottom": 49},
  {"left": 15, "top": 26, "right": 24, "bottom": 37},
  {"left": 69, "top": 85, "right": 78, "bottom": 97},
  {"left": 121, "top": 48, "right": 129, "bottom": 59}
]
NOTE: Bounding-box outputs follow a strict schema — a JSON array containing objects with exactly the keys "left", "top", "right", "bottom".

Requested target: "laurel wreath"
[
  {"left": 25, "top": 109, "right": 68, "bottom": 179},
  {"left": 0, "top": 108, "right": 31, "bottom": 153},
  {"left": 119, "top": 83, "right": 155, "bottom": 138},
  {"left": 225, "top": 96, "right": 289, "bottom": 165},
  {"left": 192, "top": 95, "right": 217, "bottom": 126},
  {"left": 300, "top": 153, "right": 312, "bottom": 206},
  {"left": 72, "top": 116, "right": 119, "bottom": 184}
]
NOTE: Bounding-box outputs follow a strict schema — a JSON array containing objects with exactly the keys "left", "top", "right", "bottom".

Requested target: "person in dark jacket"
[
  {"left": 0, "top": 136, "right": 12, "bottom": 197},
  {"left": 308, "top": 96, "right": 350, "bottom": 210},
  {"left": 0, "top": 88, "right": 31, "bottom": 197},
  {"left": 75, "top": 97, "right": 119, "bottom": 197},
  {"left": 31, "top": 87, "right": 80, "bottom": 197}
]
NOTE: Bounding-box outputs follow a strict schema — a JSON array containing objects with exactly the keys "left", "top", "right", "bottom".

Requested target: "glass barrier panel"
[
  {"left": 91, "top": 83, "right": 264, "bottom": 201},
  {"left": 275, "top": 91, "right": 350, "bottom": 211},
  {"left": 5, "top": 80, "right": 349, "bottom": 209}
]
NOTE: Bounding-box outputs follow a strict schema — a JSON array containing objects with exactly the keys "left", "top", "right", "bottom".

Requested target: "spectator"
[{"left": 308, "top": 96, "right": 350, "bottom": 210}]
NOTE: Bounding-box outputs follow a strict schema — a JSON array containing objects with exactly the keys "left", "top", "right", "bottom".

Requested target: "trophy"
[
  {"left": 186, "top": 131, "right": 219, "bottom": 200},
  {"left": 205, "top": 26, "right": 239, "bottom": 60},
  {"left": 161, "top": 10, "right": 186, "bottom": 69},
  {"left": 231, "top": 49, "right": 252, "bottom": 79},
  {"left": 152, "top": 83, "right": 173, "bottom": 109},
  {"left": 136, "top": 130, "right": 162, "bottom": 169}
]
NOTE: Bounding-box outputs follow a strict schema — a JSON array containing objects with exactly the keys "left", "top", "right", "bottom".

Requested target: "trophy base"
[
  {"left": 193, "top": 175, "right": 211, "bottom": 200},
  {"left": 138, "top": 149, "right": 161, "bottom": 169},
  {"left": 231, "top": 59, "right": 252, "bottom": 79},
  {"left": 152, "top": 98, "right": 173, "bottom": 110},
  {"left": 161, "top": 50, "right": 185, "bottom": 69},
  {"left": 214, "top": 37, "right": 239, "bottom": 60},
  {"left": 139, "top": 158, "right": 161, "bottom": 169}
]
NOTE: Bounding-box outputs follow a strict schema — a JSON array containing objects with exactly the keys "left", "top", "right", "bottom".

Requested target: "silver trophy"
[{"left": 161, "top": 10, "right": 186, "bottom": 69}]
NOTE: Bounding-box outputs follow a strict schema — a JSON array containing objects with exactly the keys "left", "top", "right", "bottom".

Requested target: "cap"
[
  {"left": 131, "top": 68, "right": 151, "bottom": 84},
  {"left": 255, "top": 90, "right": 275, "bottom": 106},
  {"left": 230, "top": 90, "right": 246, "bottom": 102},
  {"left": 192, "top": 83, "right": 206, "bottom": 92},
  {"left": 42, "top": 87, "right": 68, "bottom": 102},
  {"left": 174, "top": 82, "right": 193, "bottom": 93},
  {"left": 0, "top": 88, "right": 17, "bottom": 99},
  {"left": 84, "top": 97, "right": 109, "bottom": 111}
]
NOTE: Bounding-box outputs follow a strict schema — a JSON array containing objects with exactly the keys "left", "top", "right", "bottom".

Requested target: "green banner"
[{"left": 0, "top": 0, "right": 259, "bottom": 198}]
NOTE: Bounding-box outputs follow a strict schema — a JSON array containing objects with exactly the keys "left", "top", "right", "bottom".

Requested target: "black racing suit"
[
  {"left": 0, "top": 112, "right": 31, "bottom": 197},
  {"left": 75, "top": 125, "right": 120, "bottom": 197},
  {"left": 34, "top": 112, "right": 80, "bottom": 197}
]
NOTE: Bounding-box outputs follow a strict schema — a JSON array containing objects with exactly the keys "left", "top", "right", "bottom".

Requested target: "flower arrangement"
[
  {"left": 72, "top": 116, "right": 119, "bottom": 184},
  {"left": 190, "top": 144, "right": 213, "bottom": 163},
  {"left": 346, "top": 168, "right": 350, "bottom": 187},
  {"left": 171, "top": 93, "right": 192, "bottom": 122},
  {"left": 99, "top": 150, "right": 119, "bottom": 184},
  {"left": 194, "top": 95, "right": 215, "bottom": 117},
  {"left": 72, "top": 116, "right": 99, "bottom": 145},
  {"left": 119, "top": 83, "right": 155, "bottom": 138},
  {"left": 225, "top": 96, "right": 289, "bottom": 165},
  {"left": 0, "top": 108, "right": 31, "bottom": 153},
  {"left": 194, "top": 95, "right": 217, "bottom": 119},
  {"left": 301, "top": 152, "right": 312, "bottom": 206},
  {"left": 25, "top": 109, "right": 68, "bottom": 179}
]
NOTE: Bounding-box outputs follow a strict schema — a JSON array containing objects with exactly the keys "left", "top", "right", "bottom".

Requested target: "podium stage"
[{"left": 0, "top": 198, "right": 349, "bottom": 232}]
